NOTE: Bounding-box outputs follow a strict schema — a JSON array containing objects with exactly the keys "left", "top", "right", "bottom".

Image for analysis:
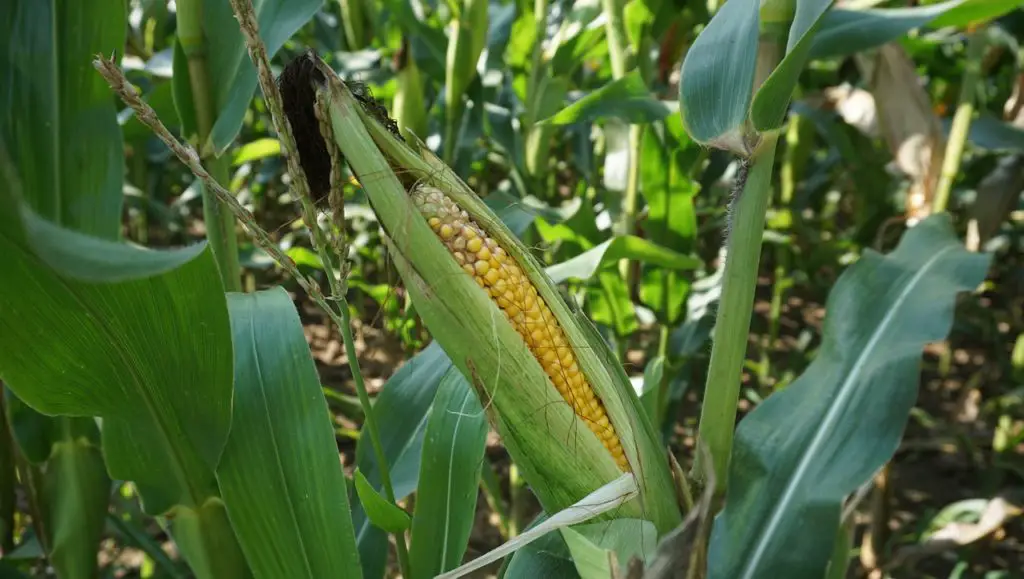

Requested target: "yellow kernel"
[
  {"left": 466, "top": 237, "right": 482, "bottom": 253},
  {"left": 484, "top": 269, "right": 500, "bottom": 285},
  {"left": 497, "top": 296, "right": 510, "bottom": 308},
  {"left": 428, "top": 217, "right": 441, "bottom": 230},
  {"left": 462, "top": 227, "right": 478, "bottom": 240},
  {"left": 475, "top": 277, "right": 486, "bottom": 288},
  {"left": 440, "top": 224, "right": 455, "bottom": 240},
  {"left": 462, "top": 264, "right": 475, "bottom": 276},
  {"left": 506, "top": 304, "right": 521, "bottom": 318},
  {"left": 474, "top": 261, "right": 490, "bottom": 275},
  {"left": 477, "top": 247, "right": 491, "bottom": 261}
]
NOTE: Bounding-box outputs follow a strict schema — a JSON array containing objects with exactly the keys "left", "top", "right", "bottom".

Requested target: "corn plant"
[{"left": 0, "top": 0, "right": 1016, "bottom": 578}]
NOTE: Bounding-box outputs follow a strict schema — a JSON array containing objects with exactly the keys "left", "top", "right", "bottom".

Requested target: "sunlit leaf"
[
  {"left": 678, "top": 0, "right": 760, "bottom": 147},
  {"left": 545, "top": 236, "right": 701, "bottom": 284},
  {"left": 708, "top": 215, "right": 991, "bottom": 579},
  {"left": 0, "top": 0, "right": 126, "bottom": 239},
  {"left": 218, "top": 289, "right": 362, "bottom": 577},
  {"left": 751, "top": 0, "right": 834, "bottom": 131},
  {"left": 352, "top": 343, "right": 452, "bottom": 579},
  {"left": 231, "top": 137, "right": 282, "bottom": 165},
  {"left": 355, "top": 469, "right": 412, "bottom": 533},
  {"left": 809, "top": 0, "right": 964, "bottom": 60},
  {"left": 538, "top": 71, "right": 670, "bottom": 126},
  {"left": 408, "top": 369, "right": 488, "bottom": 578}
]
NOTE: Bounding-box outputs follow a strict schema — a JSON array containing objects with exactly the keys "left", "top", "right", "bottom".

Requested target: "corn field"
[{"left": 0, "top": 0, "right": 1022, "bottom": 578}]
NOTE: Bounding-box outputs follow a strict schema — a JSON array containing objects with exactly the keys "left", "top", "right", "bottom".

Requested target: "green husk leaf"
[{"left": 314, "top": 58, "right": 682, "bottom": 534}]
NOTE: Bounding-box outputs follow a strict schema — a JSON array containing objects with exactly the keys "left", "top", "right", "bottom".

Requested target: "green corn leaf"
[
  {"left": 962, "top": 113, "right": 1024, "bottom": 151},
  {"left": 0, "top": 186, "right": 247, "bottom": 577},
  {"left": 36, "top": 419, "right": 111, "bottom": 579},
  {"left": 638, "top": 119, "right": 698, "bottom": 326},
  {"left": 930, "top": 0, "right": 1023, "bottom": 28},
  {"left": 352, "top": 343, "right": 452, "bottom": 579},
  {"left": 707, "top": 214, "right": 991, "bottom": 579},
  {"left": 537, "top": 71, "right": 671, "bottom": 126},
  {"left": 751, "top": 0, "right": 834, "bottom": 131},
  {"left": 408, "top": 368, "right": 488, "bottom": 579},
  {"left": 2, "top": 4, "right": 129, "bottom": 575},
  {"left": 169, "top": 500, "right": 250, "bottom": 578},
  {"left": 588, "top": 271, "right": 640, "bottom": 337},
  {"left": 678, "top": 0, "right": 760, "bottom": 148},
  {"left": 0, "top": 0, "right": 126, "bottom": 240},
  {"left": 231, "top": 137, "right": 281, "bottom": 165},
  {"left": 504, "top": 522, "right": 578, "bottom": 579},
  {"left": 809, "top": 0, "right": 964, "bottom": 60},
  {"left": 171, "top": 0, "right": 321, "bottom": 154},
  {"left": 561, "top": 519, "right": 658, "bottom": 579},
  {"left": 354, "top": 469, "right": 412, "bottom": 534},
  {"left": 639, "top": 356, "right": 664, "bottom": 424},
  {"left": 217, "top": 288, "right": 362, "bottom": 578},
  {"left": 545, "top": 236, "right": 701, "bottom": 284}
]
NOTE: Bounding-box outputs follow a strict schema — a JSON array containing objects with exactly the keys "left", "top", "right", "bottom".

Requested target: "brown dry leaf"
[
  {"left": 1004, "top": 71, "right": 1024, "bottom": 122},
  {"left": 857, "top": 44, "right": 946, "bottom": 225},
  {"left": 886, "top": 496, "right": 1023, "bottom": 570},
  {"left": 968, "top": 71, "right": 1024, "bottom": 250}
]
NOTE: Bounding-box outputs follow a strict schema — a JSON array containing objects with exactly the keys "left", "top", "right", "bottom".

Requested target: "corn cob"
[{"left": 410, "top": 185, "right": 629, "bottom": 471}]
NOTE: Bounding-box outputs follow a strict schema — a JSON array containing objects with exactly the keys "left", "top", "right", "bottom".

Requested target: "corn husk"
[{"left": 304, "top": 56, "right": 681, "bottom": 534}]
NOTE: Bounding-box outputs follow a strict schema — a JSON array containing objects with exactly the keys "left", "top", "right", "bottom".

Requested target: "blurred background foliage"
[{"left": 2, "top": 0, "right": 1024, "bottom": 577}]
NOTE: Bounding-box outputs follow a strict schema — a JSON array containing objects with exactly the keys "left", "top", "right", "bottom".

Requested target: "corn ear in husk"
[{"left": 287, "top": 55, "right": 682, "bottom": 535}]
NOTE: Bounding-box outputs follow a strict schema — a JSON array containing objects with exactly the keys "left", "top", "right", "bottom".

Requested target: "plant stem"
[
  {"left": 522, "top": 0, "right": 550, "bottom": 183},
  {"left": 479, "top": 460, "right": 511, "bottom": 539},
  {"left": 203, "top": 156, "right": 242, "bottom": 291},
  {"left": 336, "top": 0, "right": 366, "bottom": 51},
  {"left": 176, "top": 0, "right": 241, "bottom": 292},
  {"left": 507, "top": 463, "right": 525, "bottom": 537},
  {"left": 693, "top": 133, "right": 780, "bottom": 494},
  {"left": 933, "top": 30, "right": 986, "bottom": 214},
  {"left": 656, "top": 324, "right": 671, "bottom": 427},
  {"left": 601, "top": 0, "right": 629, "bottom": 79}
]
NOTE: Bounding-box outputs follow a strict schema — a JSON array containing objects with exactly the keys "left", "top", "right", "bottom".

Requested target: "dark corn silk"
[
  {"left": 411, "top": 185, "right": 629, "bottom": 471},
  {"left": 278, "top": 51, "right": 405, "bottom": 203}
]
